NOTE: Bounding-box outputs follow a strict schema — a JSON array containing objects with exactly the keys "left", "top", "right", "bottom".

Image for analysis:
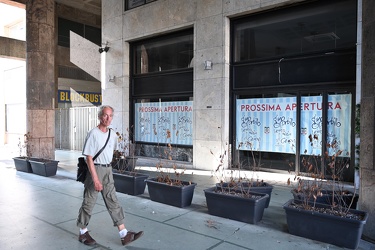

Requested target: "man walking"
[{"left": 77, "top": 105, "right": 143, "bottom": 246}]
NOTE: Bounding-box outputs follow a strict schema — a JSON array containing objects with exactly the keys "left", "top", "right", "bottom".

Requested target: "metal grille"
[{"left": 55, "top": 107, "right": 98, "bottom": 151}]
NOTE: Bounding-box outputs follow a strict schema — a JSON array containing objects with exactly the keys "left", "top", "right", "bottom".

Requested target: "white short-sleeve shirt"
[{"left": 82, "top": 127, "right": 117, "bottom": 164}]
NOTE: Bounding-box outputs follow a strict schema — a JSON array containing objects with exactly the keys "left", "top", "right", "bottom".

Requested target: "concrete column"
[
  {"left": 193, "top": 1, "right": 229, "bottom": 170},
  {"left": 26, "top": 0, "right": 55, "bottom": 159},
  {"left": 360, "top": 0, "right": 375, "bottom": 241}
]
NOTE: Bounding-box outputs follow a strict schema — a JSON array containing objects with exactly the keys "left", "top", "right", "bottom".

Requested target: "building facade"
[
  {"left": 1, "top": 0, "right": 375, "bottom": 241},
  {"left": 103, "top": 0, "right": 359, "bottom": 175},
  {"left": 101, "top": 0, "right": 375, "bottom": 240}
]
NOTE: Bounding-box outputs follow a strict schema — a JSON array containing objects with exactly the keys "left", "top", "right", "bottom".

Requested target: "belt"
[{"left": 94, "top": 163, "right": 111, "bottom": 167}]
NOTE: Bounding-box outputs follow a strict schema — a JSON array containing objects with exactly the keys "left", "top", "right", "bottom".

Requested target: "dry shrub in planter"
[
  {"left": 13, "top": 132, "right": 33, "bottom": 173},
  {"left": 204, "top": 142, "right": 268, "bottom": 224},
  {"left": 145, "top": 134, "right": 196, "bottom": 208},
  {"left": 285, "top": 134, "right": 367, "bottom": 249},
  {"left": 112, "top": 128, "right": 148, "bottom": 196}
]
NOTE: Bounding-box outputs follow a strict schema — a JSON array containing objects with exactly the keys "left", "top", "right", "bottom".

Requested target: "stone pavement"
[{"left": 0, "top": 145, "right": 374, "bottom": 250}]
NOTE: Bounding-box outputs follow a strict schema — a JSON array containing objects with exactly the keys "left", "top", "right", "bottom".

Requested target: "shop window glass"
[
  {"left": 235, "top": 93, "right": 296, "bottom": 171},
  {"left": 134, "top": 97, "right": 193, "bottom": 146},
  {"left": 134, "top": 31, "right": 193, "bottom": 74},
  {"left": 58, "top": 18, "right": 101, "bottom": 47},
  {"left": 126, "top": 0, "right": 157, "bottom": 10},
  {"left": 235, "top": 92, "right": 353, "bottom": 174},
  {"left": 299, "top": 92, "right": 352, "bottom": 178},
  {"left": 233, "top": 0, "right": 357, "bottom": 62}
]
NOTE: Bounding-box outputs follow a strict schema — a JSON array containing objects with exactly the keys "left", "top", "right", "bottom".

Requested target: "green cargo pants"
[{"left": 77, "top": 165, "right": 125, "bottom": 228}]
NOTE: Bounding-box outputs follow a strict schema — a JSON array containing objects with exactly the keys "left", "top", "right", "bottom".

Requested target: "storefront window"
[
  {"left": 134, "top": 98, "right": 193, "bottom": 146},
  {"left": 235, "top": 93, "right": 296, "bottom": 171},
  {"left": 133, "top": 30, "right": 193, "bottom": 74},
  {"left": 233, "top": 0, "right": 357, "bottom": 62},
  {"left": 130, "top": 30, "right": 193, "bottom": 162},
  {"left": 235, "top": 92, "right": 353, "bottom": 174},
  {"left": 231, "top": 0, "right": 356, "bottom": 181},
  {"left": 125, "top": 0, "right": 157, "bottom": 10},
  {"left": 132, "top": 97, "right": 193, "bottom": 162}
]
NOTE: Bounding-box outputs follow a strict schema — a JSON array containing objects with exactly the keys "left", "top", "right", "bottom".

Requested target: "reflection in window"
[
  {"left": 233, "top": 0, "right": 357, "bottom": 62},
  {"left": 134, "top": 30, "right": 194, "bottom": 74},
  {"left": 126, "top": 0, "right": 157, "bottom": 10}
]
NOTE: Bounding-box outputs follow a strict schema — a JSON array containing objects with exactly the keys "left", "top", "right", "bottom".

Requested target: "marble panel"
[
  {"left": 223, "top": 0, "right": 261, "bottom": 15},
  {"left": 103, "top": 87, "right": 123, "bottom": 116},
  {"left": 361, "top": 167, "right": 375, "bottom": 238},
  {"left": 363, "top": 0, "right": 375, "bottom": 24},
  {"left": 111, "top": 111, "right": 124, "bottom": 134},
  {"left": 106, "top": 39, "right": 123, "bottom": 65},
  {"left": 196, "top": 0, "right": 222, "bottom": 19},
  {"left": 123, "top": 0, "right": 196, "bottom": 39},
  {"left": 123, "top": 42, "right": 130, "bottom": 64},
  {"left": 194, "top": 109, "right": 223, "bottom": 141},
  {"left": 195, "top": 15, "right": 223, "bottom": 50},
  {"left": 39, "top": 137, "right": 54, "bottom": 159},
  {"left": 46, "top": 109, "right": 55, "bottom": 137},
  {"left": 194, "top": 78, "right": 225, "bottom": 110},
  {"left": 194, "top": 139, "right": 227, "bottom": 170},
  {"left": 102, "top": 15, "right": 123, "bottom": 42},
  {"left": 38, "top": 23, "right": 54, "bottom": 54},
  {"left": 26, "top": 0, "right": 51, "bottom": 24},
  {"left": 194, "top": 47, "right": 225, "bottom": 80},
  {"left": 106, "top": 62, "right": 123, "bottom": 89},
  {"left": 70, "top": 32, "right": 100, "bottom": 81},
  {"left": 27, "top": 52, "right": 48, "bottom": 81},
  {"left": 356, "top": 64, "right": 361, "bottom": 103},
  {"left": 26, "top": 21, "right": 39, "bottom": 52},
  {"left": 359, "top": 100, "right": 374, "bottom": 168},
  {"left": 103, "top": 0, "right": 123, "bottom": 21},
  {"left": 27, "top": 109, "right": 47, "bottom": 138}
]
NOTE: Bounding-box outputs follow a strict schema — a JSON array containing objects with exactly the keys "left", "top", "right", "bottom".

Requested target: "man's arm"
[{"left": 86, "top": 155, "right": 103, "bottom": 192}]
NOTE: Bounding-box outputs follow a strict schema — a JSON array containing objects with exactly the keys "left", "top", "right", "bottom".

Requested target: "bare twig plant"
[
  {"left": 289, "top": 133, "right": 359, "bottom": 218},
  {"left": 112, "top": 126, "right": 138, "bottom": 173},
  {"left": 17, "top": 132, "right": 32, "bottom": 158},
  {"left": 211, "top": 140, "right": 269, "bottom": 199},
  {"left": 153, "top": 129, "right": 192, "bottom": 187}
]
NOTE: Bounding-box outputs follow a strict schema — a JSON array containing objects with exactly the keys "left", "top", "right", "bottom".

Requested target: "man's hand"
[
  {"left": 86, "top": 155, "right": 102, "bottom": 192},
  {"left": 93, "top": 179, "right": 103, "bottom": 192}
]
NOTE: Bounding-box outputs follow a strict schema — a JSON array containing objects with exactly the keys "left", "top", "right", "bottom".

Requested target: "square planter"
[
  {"left": 204, "top": 186, "right": 268, "bottom": 224},
  {"left": 283, "top": 199, "right": 368, "bottom": 249},
  {"left": 113, "top": 171, "right": 149, "bottom": 196},
  {"left": 13, "top": 157, "right": 33, "bottom": 173},
  {"left": 216, "top": 182, "right": 273, "bottom": 208},
  {"left": 29, "top": 158, "right": 59, "bottom": 177},
  {"left": 145, "top": 178, "right": 197, "bottom": 208}
]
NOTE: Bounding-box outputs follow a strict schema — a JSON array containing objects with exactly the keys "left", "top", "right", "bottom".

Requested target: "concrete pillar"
[
  {"left": 360, "top": 0, "right": 375, "bottom": 241},
  {"left": 25, "top": 0, "right": 55, "bottom": 159}
]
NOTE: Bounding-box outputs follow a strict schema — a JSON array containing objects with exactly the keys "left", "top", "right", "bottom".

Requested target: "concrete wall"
[
  {"left": 0, "top": 37, "right": 25, "bottom": 59},
  {"left": 360, "top": 0, "right": 375, "bottom": 241}
]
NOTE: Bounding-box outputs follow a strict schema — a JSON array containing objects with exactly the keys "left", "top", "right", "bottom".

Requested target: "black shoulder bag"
[{"left": 76, "top": 129, "right": 111, "bottom": 183}]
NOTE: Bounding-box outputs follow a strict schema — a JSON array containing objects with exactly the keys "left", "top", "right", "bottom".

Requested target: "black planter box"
[
  {"left": 29, "top": 158, "right": 59, "bottom": 177},
  {"left": 13, "top": 157, "right": 33, "bottom": 173},
  {"left": 291, "top": 189, "right": 359, "bottom": 209},
  {"left": 113, "top": 171, "right": 148, "bottom": 196},
  {"left": 145, "top": 178, "right": 197, "bottom": 208},
  {"left": 204, "top": 186, "right": 268, "bottom": 224},
  {"left": 283, "top": 199, "right": 368, "bottom": 249},
  {"left": 216, "top": 182, "right": 273, "bottom": 208}
]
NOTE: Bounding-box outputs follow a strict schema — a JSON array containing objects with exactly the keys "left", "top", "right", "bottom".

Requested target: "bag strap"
[{"left": 92, "top": 129, "right": 111, "bottom": 161}]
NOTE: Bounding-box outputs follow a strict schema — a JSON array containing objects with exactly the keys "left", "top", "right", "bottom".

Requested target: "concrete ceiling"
[{"left": 1, "top": 0, "right": 101, "bottom": 15}]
